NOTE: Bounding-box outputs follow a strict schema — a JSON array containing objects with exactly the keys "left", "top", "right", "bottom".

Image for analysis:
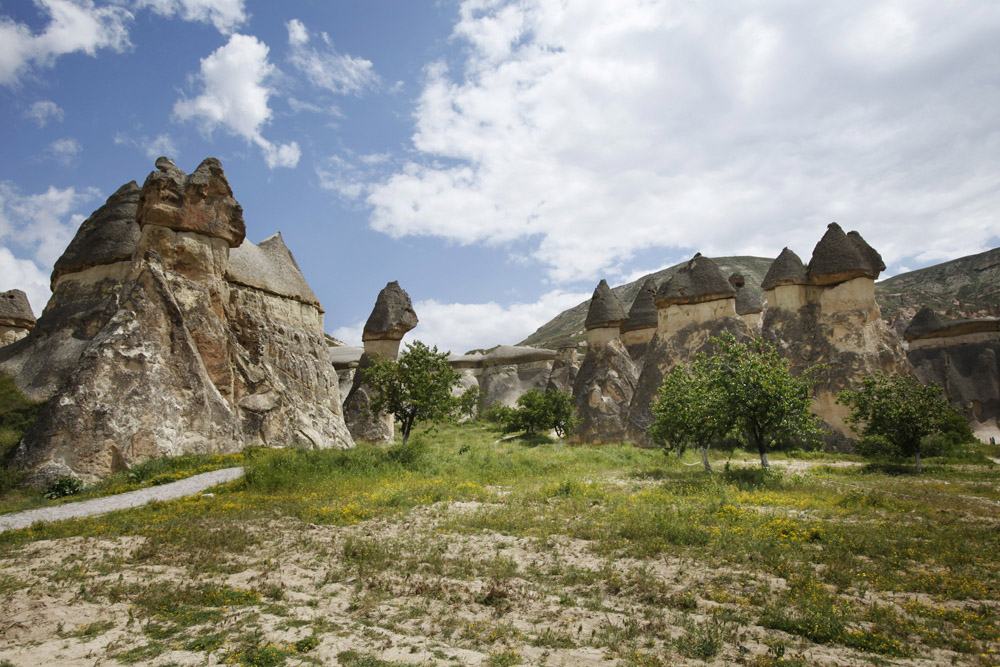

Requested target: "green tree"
[
  {"left": 837, "top": 373, "right": 960, "bottom": 472},
  {"left": 455, "top": 385, "right": 480, "bottom": 421},
  {"left": 712, "top": 333, "right": 821, "bottom": 468},
  {"left": 363, "top": 340, "right": 461, "bottom": 445},
  {"left": 647, "top": 355, "right": 730, "bottom": 472},
  {"left": 503, "top": 389, "right": 578, "bottom": 442}
]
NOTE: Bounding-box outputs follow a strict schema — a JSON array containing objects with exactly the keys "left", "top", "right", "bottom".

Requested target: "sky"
[{"left": 1, "top": 0, "right": 999, "bottom": 354}]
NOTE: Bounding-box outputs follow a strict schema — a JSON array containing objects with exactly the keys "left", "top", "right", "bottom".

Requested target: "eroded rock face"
[
  {"left": 569, "top": 338, "right": 637, "bottom": 444},
  {"left": 6, "top": 157, "right": 353, "bottom": 483},
  {"left": 0, "top": 290, "right": 35, "bottom": 347},
  {"left": 762, "top": 227, "right": 910, "bottom": 447},
  {"left": 343, "top": 281, "right": 419, "bottom": 443},
  {"left": 478, "top": 346, "right": 558, "bottom": 409},
  {"left": 905, "top": 308, "right": 1000, "bottom": 439}
]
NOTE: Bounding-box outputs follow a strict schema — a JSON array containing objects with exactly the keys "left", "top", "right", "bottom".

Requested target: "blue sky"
[{"left": 2, "top": 0, "right": 999, "bottom": 354}]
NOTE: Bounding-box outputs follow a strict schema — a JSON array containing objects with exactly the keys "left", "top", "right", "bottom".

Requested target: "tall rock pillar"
[{"left": 343, "top": 281, "right": 418, "bottom": 442}]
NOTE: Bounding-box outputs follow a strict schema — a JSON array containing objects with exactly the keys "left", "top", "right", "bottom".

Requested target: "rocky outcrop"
[
  {"left": 620, "top": 278, "right": 658, "bottom": 362},
  {"left": 0, "top": 182, "right": 142, "bottom": 400},
  {"left": 730, "top": 273, "right": 763, "bottom": 331},
  {"left": 342, "top": 282, "right": 418, "bottom": 442},
  {"left": 479, "top": 345, "right": 559, "bottom": 409},
  {"left": 545, "top": 343, "right": 580, "bottom": 394},
  {"left": 5, "top": 157, "right": 353, "bottom": 483},
  {"left": 0, "top": 290, "right": 35, "bottom": 347},
  {"left": 762, "top": 224, "right": 910, "bottom": 446},
  {"left": 571, "top": 281, "right": 636, "bottom": 443},
  {"left": 626, "top": 255, "right": 750, "bottom": 444},
  {"left": 904, "top": 307, "right": 999, "bottom": 440}
]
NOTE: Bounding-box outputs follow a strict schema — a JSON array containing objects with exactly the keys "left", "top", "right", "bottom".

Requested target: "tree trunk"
[
  {"left": 700, "top": 446, "right": 712, "bottom": 472},
  {"left": 759, "top": 449, "right": 770, "bottom": 468},
  {"left": 914, "top": 451, "right": 922, "bottom": 472}
]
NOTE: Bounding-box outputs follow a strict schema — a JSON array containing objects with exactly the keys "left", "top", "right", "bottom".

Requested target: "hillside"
[
  {"left": 521, "top": 248, "right": 1000, "bottom": 348},
  {"left": 874, "top": 247, "right": 1000, "bottom": 323},
  {"left": 520, "top": 256, "right": 773, "bottom": 347}
]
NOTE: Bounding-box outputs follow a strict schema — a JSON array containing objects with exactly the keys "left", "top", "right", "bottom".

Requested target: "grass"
[{"left": 0, "top": 421, "right": 998, "bottom": 665}]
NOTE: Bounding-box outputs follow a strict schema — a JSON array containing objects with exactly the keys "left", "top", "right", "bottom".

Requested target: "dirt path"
[{"left": 0, "top": 467, "right": 244, "bottom": 534}]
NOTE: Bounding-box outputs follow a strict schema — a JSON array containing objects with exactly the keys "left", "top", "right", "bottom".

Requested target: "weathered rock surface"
[
  {"left": 5, "top": 157, "right": 353, "bottom": 483},
  {"left": 545, "top": 344, "right": 580, "bottom": 394},
  {"left": 905, "top": 307, "right": 1000, "bottom": 438},
  {"left": 763, "top": 226, "right": 910, "bottom": 447},
  {"left": 569, "top": 338, "right": 637, "bottom": 444},
  {"left": 621, "top": 278, "right": 658, "bottom": 362},
  {"left": 343, "top": 282, "right": 418, "bottom": 442},
  {"left": 478, "top": 345, "right": 558, "bottom": 409},
  {"left": 0, "top": 290, "right": 35, "bottom": 347}
]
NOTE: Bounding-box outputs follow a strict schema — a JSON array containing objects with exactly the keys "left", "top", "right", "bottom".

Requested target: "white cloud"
[
  {"left": 173, "top": 34, "right": 300, "bottom": 169},
  {"left": 0, "top": 0, "right": 132, "bottom": 86},
  {"left": 366, "top": 0, "right": 1000, "bottom": 285},
  {"left": 46, "top": 137, "right": 82, "bottom": 165},
  {"left": 24, "top": 100, "right": 64, "bottom": 126},
  {"left": 331, "top": 289, "right": 591, "bottom": 353},
  {"left": 286, "top": 18, "right": 378, "bottom": 95},
  {"left": 132, "top": 0, "right": 246, "bottom": 34},
  {"left": 0, "top": 247, "right": 51, "bottom": 317},
  {"left": 114, "top": 131, "right": 177, "bottom": 160},
  {"left": 0, "top": 182, "right": 99, "bottom": 271}
]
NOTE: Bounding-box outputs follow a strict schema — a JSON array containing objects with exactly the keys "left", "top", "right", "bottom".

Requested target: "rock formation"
[
  {"left": 569, "top": 280, "right": 638, "bottom": 444},
  {"left": 761, "top": 223, "right": 910, "bottom": 446},
  {"left": 478, "top": 345, "right": 559, "bottom": 409},
  {"left": 626, "top": 254, "right": 752, "bottom": 444},
  {"left": 2, "top": 157, "right": 353, "bottom": 483},
  {"left": 342, "top": 281, "right": 418, "bottom": 442},
  {"left": 904, "top": 306, "right": 999, "bottom": 440},
  {"left": 0, "top": 290, "right": 36, "bottom": 347},
  {"left": 620, "top": 278, "right": 658, "bottom": 362},
  {"left": 730, "top": 273, "right": 763, "bottom": 330},
  {"left": 545, "top": 343, "right": 580, "bottom": 394}
]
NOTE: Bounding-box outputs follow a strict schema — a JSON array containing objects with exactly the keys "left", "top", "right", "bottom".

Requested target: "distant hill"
[
  {"left": 520, "top": 248, "right": 1000, "bottom": 349},
  {"left": 874, "top": 247, "right": 1000, "bottom": 323},
  {"left": 519, "top": 256, "right": 773, "bottom": 348}
]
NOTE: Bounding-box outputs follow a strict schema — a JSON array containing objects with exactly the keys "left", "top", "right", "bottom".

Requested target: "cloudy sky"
[{"left": 2, "top": 0, "right": 999, "bottom": 353}]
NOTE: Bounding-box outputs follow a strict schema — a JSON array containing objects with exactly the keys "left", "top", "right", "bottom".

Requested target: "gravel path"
[{"left": 0, "top": 467, "right": 244, "bottom": 534}]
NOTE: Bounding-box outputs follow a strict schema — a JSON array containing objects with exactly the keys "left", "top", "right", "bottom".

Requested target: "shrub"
[{"left": 44, "top": 476, "right": 83, "bottom": 499}]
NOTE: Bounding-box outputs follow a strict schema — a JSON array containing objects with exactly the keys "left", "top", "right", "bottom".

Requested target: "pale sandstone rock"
[{"left": 478, "top": 345, "right": 558, "bottom": 409}]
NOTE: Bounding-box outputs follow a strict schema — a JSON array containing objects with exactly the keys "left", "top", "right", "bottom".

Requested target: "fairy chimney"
[
  {"left": 620, "top": 278, "right": 659, "bottom": 358},
  {"left": 654, "top": 254, "right": 737, "bottom": 337},
  {"left": 584, "top": 279, "right": 627, "bottom": 348},
  {"left": 0, "top": 290, "right": 36, "bottom": 347}
]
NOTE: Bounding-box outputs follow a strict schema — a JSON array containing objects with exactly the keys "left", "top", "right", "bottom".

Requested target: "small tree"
[
  {"left": 503, "top": 389, "right": 578, "bottom": 442},
  {"left": 455, "top": 385, "right": 480, "bottom": 422},
  {"left": 837, "top": 373, "right": 959, "bottom": 472},
  {"left": 647, "top": 355, "right": 730, "bottom": 472},
  {"left": 364, "top": 340, "right": 461, "bottom": 445},
  {"left": 712, "top": 333, "right": 821, "bottom": 468}
]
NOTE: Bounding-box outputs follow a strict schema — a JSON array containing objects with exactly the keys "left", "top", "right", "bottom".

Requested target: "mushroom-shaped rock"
[
  {"left": 51, "top": 181, "right": 141, "bottom": 289},
  {"left": 904, "top": 306, "right": 945, "bottom": 342},
  {"left": 0, "top": 290, "right": 36, "bottom": 328},
  {"left": 621, "top": 278, "right": 658, "bottom": 333},
  {"left": 362, "top": 281, "right": 418, "bottom": 342},
  {"left": 585, "top": 279, "right": 626, "bottom": 330},
  {"left": 807, "top": 223, "right": 878, "bottom": 285},
  {"left": 761, "top": 248, "right": 808, "bottom": 290},
  {"left": 137, "top": 157, "right": 245, "bottom": 247},
  {"left": 847, "top": 230, "right": 885, "bottom": 278},
  {"left": 655, "top": 254, "right": 735, "bottom": 307},
  {"left": 730, "top": 273, "right": 763, "bottom": 315},
  {"left": 228, "top": 233, "right": 321, "bottom": 308}
]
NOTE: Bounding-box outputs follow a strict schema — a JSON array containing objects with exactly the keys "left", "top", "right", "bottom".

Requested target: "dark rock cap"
[
  {"left": 0, "top": 289, "right": 36, "bottom": 327},
  {"left": 761, "top": 247, "right": 808, "bottom": 290},
  {"left": 227, "top": 233, "right": 321, "bottom": 309},
  {"left": 363, "top": 281, "right": 418, "bottom": 341},
  {"left": 51, "top": 181, "right": 142, "bottom": 289},
  {"left": 584, "top": 279, "right": 627, "bottom": 330},
  {"left": 847, "top": 230, "right": 886, "bottom": 277},
  {"left": 731, "top": 276, "right": 763, "bottom": 315},
  {"left": 621, "top": 278, "right": 658, "bottom": 333},
  {"left": 655, "top": 254, "right": 736, "bottom": 307},
  {"left": 904, "top": 306, "right": 944, "bottom": 341},
  {"left": 137, "top": 157, "right": 245, "bottom": 247},
  {"left": 807, "top": 222, "right": 879, "bottom": 285}
]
